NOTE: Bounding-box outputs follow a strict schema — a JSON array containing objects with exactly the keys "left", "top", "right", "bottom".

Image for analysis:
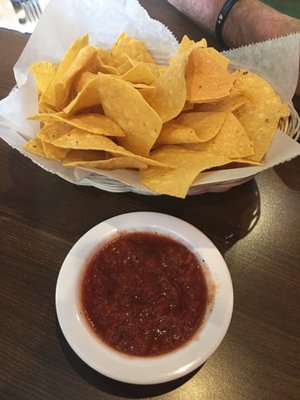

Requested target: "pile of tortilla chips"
[{"left": 24, "top": 32, "right": 289, "bottom": 198}]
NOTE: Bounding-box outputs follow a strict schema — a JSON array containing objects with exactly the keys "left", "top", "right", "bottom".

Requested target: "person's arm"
[
  {"left": 167, "top": 0, "right": 224, "bottom": 35},
  {"left": 222, "top": 0, "right": 300, "bottom": 48},
  {"left": 166, "top": 0, "right": 300, "bottom": 95}
]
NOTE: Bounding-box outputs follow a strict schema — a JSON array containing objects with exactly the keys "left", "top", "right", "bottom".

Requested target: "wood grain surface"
[{"left": 1, "top": 1, "right": 300, "bottom": 399}]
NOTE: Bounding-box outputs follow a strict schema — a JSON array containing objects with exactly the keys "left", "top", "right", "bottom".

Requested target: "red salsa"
[{"left": 81, "top": 231, "right": 208, "bottom": 356}]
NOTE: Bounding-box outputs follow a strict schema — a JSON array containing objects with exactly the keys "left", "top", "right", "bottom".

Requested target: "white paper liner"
[{"left": 0, "top": 0, "right": 299, "bottom": 196}]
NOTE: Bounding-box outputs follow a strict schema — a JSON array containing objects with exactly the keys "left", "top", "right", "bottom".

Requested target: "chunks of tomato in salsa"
[{"left": 81, "top": 231, "right": 208, "bottom": 356}]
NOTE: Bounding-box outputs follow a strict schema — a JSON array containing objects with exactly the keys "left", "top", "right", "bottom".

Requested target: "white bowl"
[{"left": 55, "top": 212, "right": 233, "bottom": 384}]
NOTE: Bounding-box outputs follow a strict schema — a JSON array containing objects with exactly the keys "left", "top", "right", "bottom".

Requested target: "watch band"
[{"left": 215, "top": 0, "right": 240, "bottom": 48}]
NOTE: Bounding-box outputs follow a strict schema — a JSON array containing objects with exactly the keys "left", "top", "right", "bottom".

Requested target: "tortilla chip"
[
  {"left": 133, "top": 83, "right": 156, "bottom": 103},
  {"left": 148, "top": 52, "right": 187, "bottom": 122},
  {"left": 28, "top": 61, "right": 57, "bottom": 94},
  {"left": 234, "top": 103, "right": 280, "bottom": 161},
  {"left": 23, "top": 137, "right": 46, "bottom": 157},
  {"left": 169, "top": 36, "right": 207, "bottom": 64},
  {"left": 195, "top": 90, "right": 247, "bottom": 113},
  {"left": 29, "top": 112, "right": 125, "bottom": 137},
  {"left": 52, "top": 129, "right": 173, "bottom": 168},
  {"left": 42, "top": 141, "right": 70, "bottom": 160},
  {"left": 175, "top": 111, "right": 227, "bottom": 142},
  {"left": 279, "top": 103, "right": 290, "bottom": 118},
  {"left": 63, "top": 149, "right": 106, "bottom": 163},
  {"left": 117, "top": 60, "right": 134, "bottom": 75},
  {"left": 96, "top": 47, "right": 112, "bottom": 65},
  {"left": 95, "top": 48, "right": 120, "bottom": 75},
  {"left": 111, "top": 32, "right": 156, "bottom": 66},
  {"left": 64, "top": 75, "right": 101, "bottom": 115},
  {"left": 230, "top": 158, "right": 262, "bottom": 166},
  {"left": 156, "top": 123, "right": 199, "bottom": 145},
  {"left": 74, "top": 71, "right": 97, "bottom": 93},
  {"left": 188, "top": 112, "right": 254, "bottom": 159},
  {"left": 54, "top": 45, "right": 98, "bottom": 109},
  {"left": 42, "top": 34, "right": 89, "bottom": 109},
  {"left": 98, "top": 73, "right": 162, "bottom": 156},
  {"left": 234, "top": 69, "right": 281, "bottom": 107},
  {"left": 185, "top": 47, "right": 235, "bottom": 103},
  {"left": 37, "top": 122, "right": 73, "bottom": 143},
  {"left": 182, "top": 102, "right": 194, "bottom": 111},
  {"left": 64, "top": 156, "right": 149, "bottom": 170},
  {"left": 202, "top": 47, "right": 230, "bottom": 69},
  {"left": 233, "top": 70, "right": 282, "bottom": 161},
  {"left": 121, "top": 62, "right": 156, "bottom": 85},
  {"left": 140, "top": 146, "right": 230, "bottom": 198}
]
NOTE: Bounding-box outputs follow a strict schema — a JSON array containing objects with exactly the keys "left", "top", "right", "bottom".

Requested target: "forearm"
[
  {"left": 167, "top": 0, "right": 225, "bottom": 34},
  {"left": 223, "top": 0, "right": 300, "bottom": 48},
  {"left": 167, "top": 0, "right": 300, "bottom": 46}
]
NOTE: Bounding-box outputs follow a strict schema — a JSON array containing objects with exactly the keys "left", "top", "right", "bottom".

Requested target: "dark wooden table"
[{"left": 1, "top": 1, "right": 299, "bottom": 399}]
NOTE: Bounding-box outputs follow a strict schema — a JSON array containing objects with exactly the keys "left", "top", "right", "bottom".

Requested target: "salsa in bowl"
[{"left": 55, "top": 212, "right": 233, "bottom": 384}]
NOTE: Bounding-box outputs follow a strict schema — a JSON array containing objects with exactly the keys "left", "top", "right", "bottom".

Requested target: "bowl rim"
[{"left": 55, "top": 212, "right": 234, "bottom": 384}]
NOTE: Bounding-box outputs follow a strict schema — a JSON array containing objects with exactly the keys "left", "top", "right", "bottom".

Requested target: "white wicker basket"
[{"left": 81, "top": 103, "right": 300, "bottom": 196}]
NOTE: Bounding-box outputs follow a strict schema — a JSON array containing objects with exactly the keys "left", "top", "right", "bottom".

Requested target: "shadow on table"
[
  {"left": 56, "top": 322, "right": 203, "bottom": 398},
  {"left": 136, "top": 178, "right": 261, "bottom": 255},
  {"left": 273, "top": 162, "right": 300, "bottom": 191}
]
